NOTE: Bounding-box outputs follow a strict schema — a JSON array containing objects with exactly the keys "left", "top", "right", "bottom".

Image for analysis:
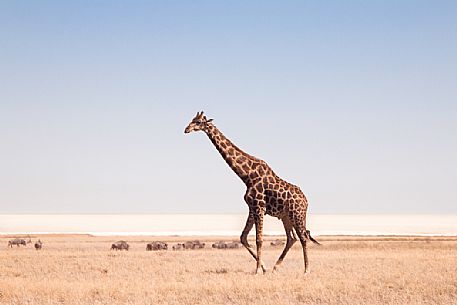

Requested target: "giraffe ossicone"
[{"left": 185, "top": 111, "right": 319, "bottom": 274}]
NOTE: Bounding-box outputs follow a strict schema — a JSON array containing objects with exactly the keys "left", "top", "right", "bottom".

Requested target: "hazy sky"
[{"left": 1, "top": 1, "right": 456, "bottom": 214}]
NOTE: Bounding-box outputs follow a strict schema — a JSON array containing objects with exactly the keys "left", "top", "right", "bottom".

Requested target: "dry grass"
[{"left": 0, "top": 235, "right": 456, "bottom": 305}]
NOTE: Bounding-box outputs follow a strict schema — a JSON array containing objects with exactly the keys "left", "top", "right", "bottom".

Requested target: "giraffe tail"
[{"left": 306, "top": 230, "right": 321, "bottom": 245}]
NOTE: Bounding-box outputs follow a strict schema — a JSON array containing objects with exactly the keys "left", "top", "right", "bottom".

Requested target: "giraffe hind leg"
[
  {"left": 273, "top": 219, "right": 297, "bottom": 271},
  {"left": 294, "top": 225, "right": 309, "bottom": 274}
]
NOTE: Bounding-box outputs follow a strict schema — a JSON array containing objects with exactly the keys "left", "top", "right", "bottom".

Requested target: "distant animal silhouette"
[
  {"left": 185, "top": 111, "right": 320, "bottom": 274},
  {"left": 212, "top": 241, "right": 241, "bottom": 249},
  {"left": 111, "top": 241, "right": 129, "bottom": 251},
  {"left": 146, "top": 241, "right": 168, "bottom": 251},
  {"left": 193, "top": 240, "right": 206, "bottom": 249},
  {"left": 226, "top": 241, "right": 241, "bottom": 249},
  {"left": 172, "top": 243, "right": 185, "bottom": 250},
  {"left": 183, "top": 240, "right": 205, "bottom": 249},
  {"left": 8, "top": 238, "right": 30, "bottom": 248},
  {"left": 212, "top": 241, "right": 227, "bottom": 249},
  {"left": 34, "top": 239, "right": 43, "bottom": 250}
]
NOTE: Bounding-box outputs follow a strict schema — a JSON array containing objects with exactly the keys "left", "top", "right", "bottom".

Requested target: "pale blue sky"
[{"left": 1, "top": 1, "right": 456, "bottom": 214}]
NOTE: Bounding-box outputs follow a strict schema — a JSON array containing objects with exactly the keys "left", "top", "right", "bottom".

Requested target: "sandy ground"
[{"left": 0, "top": 235, "right": 456, "bottom": 305}]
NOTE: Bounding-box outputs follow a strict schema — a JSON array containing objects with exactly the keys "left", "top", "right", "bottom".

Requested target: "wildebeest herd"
[
  {"left": 212, "top": 240, "right": 241, "bottom": 249},
  {"left": 7, "top": 238, "right": 43, "bottom": 250},
  {"left": 5, "top": 238, "right": 276, "bottom": 251},
  {"left": 111, "top": 240, "right": 242, "bottom": 251}
]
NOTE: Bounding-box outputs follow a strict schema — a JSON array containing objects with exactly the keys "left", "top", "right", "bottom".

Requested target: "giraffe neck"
[{"left": 204, "top": 124, "right": 256, "bottom": 185}]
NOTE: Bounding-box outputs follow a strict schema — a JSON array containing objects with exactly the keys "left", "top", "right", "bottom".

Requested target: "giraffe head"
[{"left": 184, "top": 111, "right": 213, "bottom": 134}]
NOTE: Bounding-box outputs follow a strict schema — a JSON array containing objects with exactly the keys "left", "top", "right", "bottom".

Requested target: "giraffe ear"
[{"left": 207, "top": 119, "right": 213, "bottom": 123}]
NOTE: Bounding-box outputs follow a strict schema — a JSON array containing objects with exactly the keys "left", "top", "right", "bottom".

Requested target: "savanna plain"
[{"left": 1, "top": 235, "right": 456, "bottom": 305}]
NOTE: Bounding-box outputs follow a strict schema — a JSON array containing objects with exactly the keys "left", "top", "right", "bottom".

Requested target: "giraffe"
[{"left": 184, "top": 111, "right": 319, "bottom": 274}]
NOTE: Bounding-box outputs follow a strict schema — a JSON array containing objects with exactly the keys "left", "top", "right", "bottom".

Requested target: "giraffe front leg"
[
  {"left": 240, "top": 213, "right": 258, "bottom": 261},
  {"left": 254, "top": 209, "right": 267, "bottom": 275}
]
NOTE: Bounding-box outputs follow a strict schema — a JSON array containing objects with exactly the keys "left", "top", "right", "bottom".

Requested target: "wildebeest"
[
  {"left": 146, "top": 241, "right": 168, "bottom": 251},
  {"left": 111, "top": 241, "right": 129, "bottom": 251},
  {"left": 8, "top": 238, "right": 30, "bottom": 248},
  {"left": 212, "top": 241, "right": 227, "bottom": 249},
  {"left": 270, "top": 239, "right": 285, "bottom": 247},
  {"left": 212, "top": 241, "right": 240, "bottom": 249},
  {"left": 184, "top": 240, "right": 205, "bottom": 249},
  {"left": 34, "top": 239, "right": 43, "bottom": 250},
  {"left": 192, "top": 240, "right": 205, "bottom": 249},
  {"left": 172, "top": 243, "right": 185, "bottom": 250},
  {"left": 226, "top": 241, "right": 241, "bottom": 249}
]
